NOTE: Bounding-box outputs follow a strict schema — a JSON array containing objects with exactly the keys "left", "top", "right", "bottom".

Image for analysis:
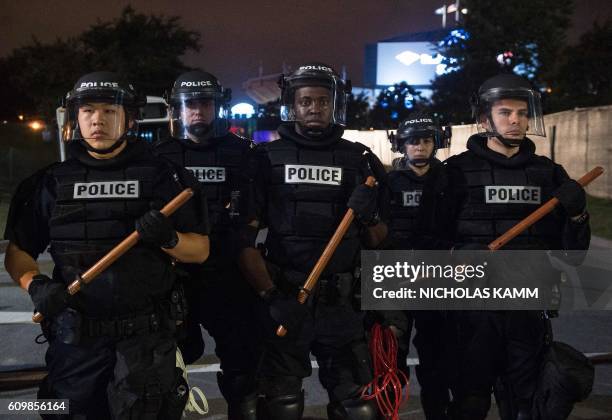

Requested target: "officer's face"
[
  {"left": 183, "top": 98, "right": 215, "bottom": 126},
  {"left": 78, "top": 102, "right": 127, "bottom": 148},
  {"left": 294, "top": 87, "right": 333, "bottom": 129},
  {"left": 486, "top": 99, "right": 529, "bottom": 141},
  {"left": 405, "top": 137, "right": 435, "bottom": 161}
]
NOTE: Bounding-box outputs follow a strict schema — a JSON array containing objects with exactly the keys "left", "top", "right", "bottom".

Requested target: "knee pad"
[
  {"left": 259, "top": 375, "right": 302, "bottom": 397},
  {"left": 258, "top": 391, "right": 304, "bottom": 420},
  {"left": 327, "top": 397, "right": 378, "bottom": 420}
]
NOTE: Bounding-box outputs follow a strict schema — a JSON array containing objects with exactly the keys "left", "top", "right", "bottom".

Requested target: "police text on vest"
[
  {"left": 187, "top": 166, "right": 226, "bottom": 183},
  {"left": 73, "top": 181, "right": 140, "bottom": 199},
  {"left": 402, "top": 190, "right": 422, "bottom": 207},
  {"left": 485, "top": 186, "right": 541, "bottom": 204},
  {"left": 285, "top": 165, "right": 343, "bottom": 186}
]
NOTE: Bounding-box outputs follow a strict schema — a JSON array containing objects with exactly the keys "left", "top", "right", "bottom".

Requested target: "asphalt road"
[{"left": 1, "top": 241, "right": 611, "bottom": 419}]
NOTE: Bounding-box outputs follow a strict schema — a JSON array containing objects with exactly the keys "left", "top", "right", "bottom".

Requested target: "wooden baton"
[
  {"left": 488, "top": 166, "right": 604, "bottom": 251},
  {"left": 32, "top": 188, "right": 194, "bottom": 323},
  {"left": 276, "top": 176, "right": 377, "bottom": 337}
]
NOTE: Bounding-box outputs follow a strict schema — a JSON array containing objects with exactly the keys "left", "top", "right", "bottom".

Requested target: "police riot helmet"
[
  {"left": 471, "top": 73, "right": 545, "bottom": 147},
  {"left": 389, "top": 112, "right": 451, "bottom": 168},
  {"left": 167, "top": 70, "right": 231, "bottom": 144},
  {"left": 279, "top": 63, "right": 351, "bottom": 133},
  {"left": 63, "top": 71, "right": 145, "bottom": 154}
]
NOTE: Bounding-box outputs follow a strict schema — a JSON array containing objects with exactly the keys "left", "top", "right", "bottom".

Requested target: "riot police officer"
[
  {"left": 153, "top": 70, "right": 260, "bottom": 419},
  {"left": 386, "top": 113, "right": 453, "bottom": 419},
  {"left": 421, "top": 73, "right": 590, "bottom": 420},
  {"left": 4, "top": 71, "right": 210, "bottom": 419},
  {"left": 237, "top": 63, "right": 389, "bottom": 419}
]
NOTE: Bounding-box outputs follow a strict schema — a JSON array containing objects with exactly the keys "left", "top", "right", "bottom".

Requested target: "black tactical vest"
[
  {"left": 48, "top": 141, "right": 178, "bottom": 318},
  {"left": 259, "top": 127, "right": 373, "bottom": 275},
  {"left": 153, "top": 133, "right": 251, "bottom": 264},
  {"left": 388, "top": 168, "right": 427, "bottom": 247},
  {"left": 450, "top": 136, "right": 563, "bottom": 249}
]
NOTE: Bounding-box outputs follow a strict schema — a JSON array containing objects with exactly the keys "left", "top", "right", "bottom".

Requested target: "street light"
[{"left": 434, "top": 1, "right": 467, "bottom": 27}]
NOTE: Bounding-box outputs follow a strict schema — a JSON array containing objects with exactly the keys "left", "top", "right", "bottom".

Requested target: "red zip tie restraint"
[{"left": 361, "top": 323, "right": 409, "bottom": 419}]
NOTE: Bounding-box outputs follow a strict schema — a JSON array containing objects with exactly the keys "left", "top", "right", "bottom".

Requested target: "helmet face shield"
[
  {"left": 62, "top": 72, "right": 144, "bottom": 146},
  {"left": 390, "top": 114, "right": 451, "bottom": 169},
  {"left": 169, "top": 91, "right": 229, "bottom": 141},
  {"left": 280, "top": 74, "right": 349, "bottom": 127},
  {"left": 63, "top": 91, "right": 137, "bottom": 143},
  {"left": 398, "top": 126, "right": 448, "bottom": 150},
  {"left": 476, "top": 87, "right": 546, "bottom": 138}
]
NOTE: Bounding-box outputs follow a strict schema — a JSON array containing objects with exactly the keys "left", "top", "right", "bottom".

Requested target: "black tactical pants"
[
  {"left": 448, "top": 310, "right": 548, "bottom": 420},
  {"left": 178, "top": 264, "right": 262, "bottom": 406},
  {"left": 408, "top": 311, "right": 453, "bottom": 419},
  {"left": 256, "top": 297, "right": 372, "bottom": 404},
  {"left": 40, "top": 325, "right": 183, "bottom": 419}
]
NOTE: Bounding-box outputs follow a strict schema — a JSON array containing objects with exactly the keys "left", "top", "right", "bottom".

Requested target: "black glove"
[
  {"left": 28, "top": 274, "right": 70, "bottom": 318},
  {"left": 135, "top": 209, "right": 179, "bottom": 248},
  {"left": 347, "top": 184, "right": 378, "bottom": 224},
  {"left": 263, "top": 288, "right": 308, "bottom": 334},
  {"left": 552, "top": 180, "right": 586, "bottom": 217}
]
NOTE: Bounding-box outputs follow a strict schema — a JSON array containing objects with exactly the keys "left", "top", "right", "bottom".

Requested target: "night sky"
[{"left": 2, "top": 0, "right": 611, "bottom": 103}]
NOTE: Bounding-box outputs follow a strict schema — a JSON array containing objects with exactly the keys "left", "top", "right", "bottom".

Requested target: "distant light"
[
  {"left": 18, "top": 115, "right": 24, "bottom": 121},
  {"left": 231, "top": 103, "right": 255, "bottom": 119},
  {"left": 434, "top": 6, "right": 446, "bottom": 14},
  {"left": 461, "top": 8, "right": 468, "bottom": 14},
  {"left": 28, "top": 120, "right": 44, "bottom": 131}
]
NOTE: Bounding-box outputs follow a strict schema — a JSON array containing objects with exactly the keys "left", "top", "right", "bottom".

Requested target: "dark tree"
[
  {"left": 0, "top": 6, "right": 200, "bottom": 120},
  {"left": 369, "top": 82, "right": 428, "bottom": 129},
  {"left": 546, "top": 19, "right": 612, "bottom": 111},
  {"left": 430, "top": 0, "right": 573, "bottom": 123},
  {"left": 80, "top": 6, "right": 200, "bottom": 96},
  {"left": 0, "top": 38, "right": 86, "bottom": 119}
]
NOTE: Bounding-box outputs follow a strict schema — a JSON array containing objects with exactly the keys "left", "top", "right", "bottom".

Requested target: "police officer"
[
  {"left": 237, "top": 63, "right": 389, "bottom": 419},
  {"left": 421, "top": 73, "right": 590, "bottom": 420},
  {"left": 3, "top": 71, "right": 210, "bottom": 419},
  {"left": 154, "top": 70, "right": 260, "bottom": 419},
  {"left": 386, "top": 113, "right": 453, "bottom": 419}
]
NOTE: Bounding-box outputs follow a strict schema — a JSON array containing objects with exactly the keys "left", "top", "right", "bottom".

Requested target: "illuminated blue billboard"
[
  {"left": 376, "top": 42, "right": 445, "bottom": 87},
  {"left": 363, "top": 29, "right": 450, "bottom": 89}
]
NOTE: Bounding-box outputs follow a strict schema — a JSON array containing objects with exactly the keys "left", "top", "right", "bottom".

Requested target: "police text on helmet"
[
  {"left": 298, "top": 65, "right": 333, "bottom": 73},
  {"left": 79, "top": 82, "right": 119, "bottom": 89},
  {"left": 180, "top": 81, "right": 213, "bottom": 87},
  {"left": 405, "top": 118, "right": 433, "bottom": 125}
]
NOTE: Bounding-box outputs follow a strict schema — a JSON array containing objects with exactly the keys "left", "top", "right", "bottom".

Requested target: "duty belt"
[
  {"left": 83, "top": 312, "right": 162, "bottom": 338},
  {"left": 317, "top": 272, "right": 355, "bottom": 305}
]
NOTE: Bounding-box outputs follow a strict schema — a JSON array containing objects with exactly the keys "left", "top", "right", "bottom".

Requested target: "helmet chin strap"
[
  {"left": 495, "top": 135, "right": 522, "bottom": 148},
  {"left": 408, "top": 158, "right": 430, "bottom": 167},
  {"left": 80, "top": 138, "right": 126, "bottom": 155},
  {"left": 298, "top": 122, "right": 334, "bottom": 139},
  {"left": 187, "top": 122, "right": 213, "bottom": 140}
]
